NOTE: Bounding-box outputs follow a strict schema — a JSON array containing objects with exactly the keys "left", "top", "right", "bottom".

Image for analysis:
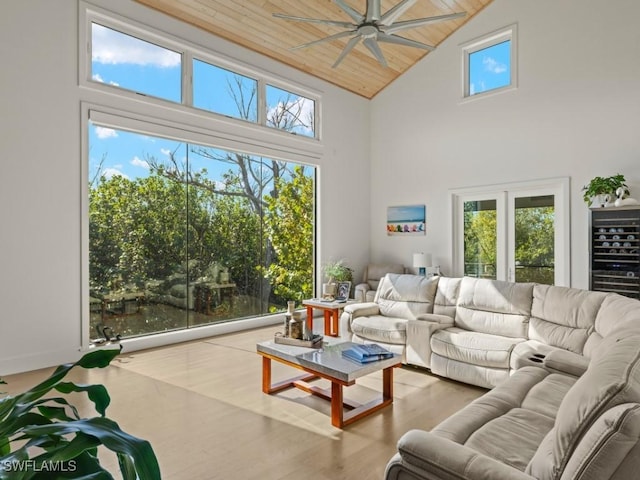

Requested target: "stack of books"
[{"left": 342, "top": 343, "right": 394, "bottom": 363}]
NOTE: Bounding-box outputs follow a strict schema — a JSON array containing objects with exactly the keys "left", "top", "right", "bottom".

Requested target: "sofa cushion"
[
  {"left": 466, "top": 408, "right": 555, "bottom": 471},
  {"left": 530, "top": 284, "right": 607, "bottom": 355},
  {"left": 455, "top": 277, "right": 533, "bottom": 338},
  {"left": 374, "top": 274, "right": 438, "bottom": 320},
  {"left": 561, "top": 403, "right": 640, "bottom": 480},
  {"left": 432, "top": 367, "right": 574, "bottom": 470},
  {"left": 527, "top": 332, "right": 640, "bottom": 479},
  {"left": 584, "top": 293, "right": 640, "bottom": 358},
  {"left": 431, "top": 355, "right": 510, "bottom": 389},
  {"left": 433, "top": 276, "right": 461, "bottom": 318},
  {"left": 431, "top": 327, "right": 524, "bottom": 369},
  {"left": 351, "top": 315, "right": 407, "bottom": 345}
]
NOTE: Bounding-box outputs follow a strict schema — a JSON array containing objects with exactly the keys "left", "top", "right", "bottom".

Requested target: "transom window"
[
  {"left": 88, "top": 18, "right": 319, "bottom": 139},
  {"left": 462, "top": 25, "right": 517, "bottom": 99}
]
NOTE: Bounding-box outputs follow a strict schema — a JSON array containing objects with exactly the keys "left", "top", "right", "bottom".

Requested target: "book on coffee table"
[{"left": 342, "top": 343, "right": 393, "bottom": 363}]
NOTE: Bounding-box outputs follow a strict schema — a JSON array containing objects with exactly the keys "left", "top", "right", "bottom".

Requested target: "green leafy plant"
[
  {"left": 582, "top": 174, "right": 627, "bottom": 205},
  {"left": 323, "top": 259, "right": 353, "bottom": 283},
  {"left": 0, "top": 348, "right": 160, "bottom": 480}
]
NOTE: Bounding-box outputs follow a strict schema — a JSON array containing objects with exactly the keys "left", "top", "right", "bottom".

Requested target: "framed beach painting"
[{"left": 387, "top": 205, "right": 426, "bottom": 236}]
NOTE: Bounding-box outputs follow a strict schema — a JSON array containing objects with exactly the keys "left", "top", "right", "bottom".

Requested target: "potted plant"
[
  {"left": 582, "top": 174, "right": 627, "bottom": 207},
  {"left": 322, "top": 260, "right": 353, "bottom": 297},
  {"left": 0, "top": 347, "right": 161, "bottom": 479}
]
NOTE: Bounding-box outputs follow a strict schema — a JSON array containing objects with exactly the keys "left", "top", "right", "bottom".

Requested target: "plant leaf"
[
  {"left": 55, "top": 383, "right": 111, "bottom": 417},
  {"left": 22, "top": 418, "right": 160, "bottom": 479}
]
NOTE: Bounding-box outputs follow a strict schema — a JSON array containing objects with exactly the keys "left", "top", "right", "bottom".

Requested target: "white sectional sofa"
[
  {"left": 340, "top": 273, "right": 639, "bottom": 389},
  {"left": 384, "top": 327, "right": 640, "bottom": 480},
  {"left": 338, "top": 273, "right": 640, "bottom": 480}
]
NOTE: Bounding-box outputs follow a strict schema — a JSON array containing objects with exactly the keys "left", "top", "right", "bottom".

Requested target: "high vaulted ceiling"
[{"left": 135, "top": 0, "right": 494, "bottom": 99}]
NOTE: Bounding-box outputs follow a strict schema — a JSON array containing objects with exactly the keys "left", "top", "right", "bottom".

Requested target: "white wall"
[
  {"left": 370, "top": 0, "right": 640, "bottom": 287},
  {"left": 0, "top": 0, "right": 370, "bottom": 375}
]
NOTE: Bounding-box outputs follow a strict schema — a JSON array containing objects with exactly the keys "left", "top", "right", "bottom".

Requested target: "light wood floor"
[{"left": 3, "top": 325, "right": 486, "bottom": 479}]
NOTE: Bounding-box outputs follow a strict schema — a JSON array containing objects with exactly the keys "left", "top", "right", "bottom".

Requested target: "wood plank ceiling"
[{"left": 135, "top": 0, "right": 494, "bottom": 99}]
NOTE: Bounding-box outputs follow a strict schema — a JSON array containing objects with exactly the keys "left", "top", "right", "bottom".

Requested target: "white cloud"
[
  {"left": 92, "top": 23, "right": 180, "bottom": 68},
  {"left": 160, "top": 148, "right": 172, "bottom": 157},
  {"left": 93, "top": 73, "right": 120, "bottom": 86},
  {"left": 483, "top": 56, "right": 507, "bottom": 74},
  {"left": 131, "top": 156, "right": 149, "bottom": 169},
  {"left": 102, "top": 167, "right": 129, "bottom": 180},
  {"left": 95, "top": 126, "right": 117, "bottom": 139}
]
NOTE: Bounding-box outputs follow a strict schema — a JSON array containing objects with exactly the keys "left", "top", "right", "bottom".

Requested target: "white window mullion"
[
  {"left": 496, "top": 191, "right": 509, "bottom": 281},
  {"left": 183, "top": 50, "right": 193, "bottom": 107},
  {"left": 257, "top": 78, "right": 267, "bottom": 127}
]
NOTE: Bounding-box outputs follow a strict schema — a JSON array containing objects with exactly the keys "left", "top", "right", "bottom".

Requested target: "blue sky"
[
  {"left": 469, "top": 40, "right": 511, "bottom": 95},
  {"left": 89, "top": 23, "right": 313, "bottom": 183}
]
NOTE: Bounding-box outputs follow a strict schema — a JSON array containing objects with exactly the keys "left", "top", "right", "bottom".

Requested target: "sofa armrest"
[
  {"left": 544, "top": 349, "right": 589, "bottom": 377},
  {"left": 415, "top": 313, "right": 456, "bottom": 325},
  {"left": 344, "top": 302, "right": 380, "bottom": 317},
  {"left": 406, "top": 316, "right": 454, "bottom": 368},
  {"left": 385, "top": 430, "right": 535, "bottom": 480},
  {"left": 354, "top": 283, "right": 371, "bottom": 303},
  {"left": 339, "top": 302, "right": 381, "bottom": 339}
]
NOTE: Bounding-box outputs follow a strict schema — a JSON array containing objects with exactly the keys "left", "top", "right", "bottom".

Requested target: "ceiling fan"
[{"left": 273, "top": 0, "right": 466, "bottom": 68}]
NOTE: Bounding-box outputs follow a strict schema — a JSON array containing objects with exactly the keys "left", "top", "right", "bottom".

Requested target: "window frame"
[
  {"left": 79, "top": 3, "right": 321, "bottom": 140},
  {"left": 79, "top": 1, "right": 322, "bottom": 351},
  {"left": 461, "top": 24, "right": 518, "bottom": 101},
  {"left": 450, "top": 177, "right": 570, "bottom": 286}
]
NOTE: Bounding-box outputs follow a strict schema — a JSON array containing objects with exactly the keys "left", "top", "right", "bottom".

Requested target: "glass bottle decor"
[{"left": 284, "top": 301, "right": 295, "bottom": 337}]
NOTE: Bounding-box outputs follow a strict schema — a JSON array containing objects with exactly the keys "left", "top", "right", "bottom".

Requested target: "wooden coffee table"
[{"left": 256, "top": 340, "right": 400, "bottom": 428}]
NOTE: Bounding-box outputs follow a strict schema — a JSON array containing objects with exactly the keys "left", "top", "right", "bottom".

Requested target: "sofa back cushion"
[
  {"left": 455, "top": 277, "right": 534, "bottom": 338},
  {"left": 374, "top": 273, "right": 438, "bottom": 320},
  {"left": 560, "top": 403, "right": 640, "bottom": 480},
  {"left": 530, "top": 285, "right": 607, "bottom": 355},
  {"left": 584, "top": 293, "right": 640, "bottom": 358},
  {"left": 433, "top": 277, "right": 461, "bottom": 318},
  {"left": 526, "top": 332, "right": 640, "bottom": 480}
]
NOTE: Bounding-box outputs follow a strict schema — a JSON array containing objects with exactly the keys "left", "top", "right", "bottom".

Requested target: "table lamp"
[{"left": 413, "top": 253, "right": 432, "bottom": 276}]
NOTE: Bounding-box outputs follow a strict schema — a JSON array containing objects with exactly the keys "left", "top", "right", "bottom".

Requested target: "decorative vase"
[
  {"left": 289, "top": 312, "right": 303, "bottom": 339},
  {"left": 590, "top": 194, "right": 608, "bottom": 208},
  {"left": 284, "top": 301, "right": 295, "bottom": 337}
]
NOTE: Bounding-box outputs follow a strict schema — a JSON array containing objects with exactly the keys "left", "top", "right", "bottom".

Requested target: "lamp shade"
[{"left": 413, "top": 253, "right": 432, "bottom": 268}]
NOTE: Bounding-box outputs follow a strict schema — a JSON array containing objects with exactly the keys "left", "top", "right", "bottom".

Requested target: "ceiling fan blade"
[
  {"left": 365, "top": 0, "right": 382, "bottom": 22},
  {"left": 333, "top": 36, "right": 361, "bottom": 68},
  {"left": 377, "top": 32, "right": 434, "bottom": 51},
  {"left": 363, "top": 37, "right": 388, "bottom": 68},
  {"left": 384, "top": 12, "right": 466, "bottom": 34},
  {"left": 291, "top": 30, "right": 356, "bottom": 50},
  {"left": 380, "top": 0, "right": 417, "bottom": 26},
  {"left": 273, "top": 13, "right": 355, "bottom": 29},
  {"left": 334, "top": 0, "right": 364, "bottom": 24}
]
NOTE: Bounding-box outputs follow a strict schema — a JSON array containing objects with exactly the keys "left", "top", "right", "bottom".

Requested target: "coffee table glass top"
[{"left": 257, "top": 340, "right": 400, "bottom": 383}]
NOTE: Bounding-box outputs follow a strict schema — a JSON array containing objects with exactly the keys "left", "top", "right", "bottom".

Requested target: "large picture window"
[
  {"left": 83, "top": 6, "right": 319, "bottom": 343},
  {"left": 88, "top": 123, "right": 315, "bottom": 340}
]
